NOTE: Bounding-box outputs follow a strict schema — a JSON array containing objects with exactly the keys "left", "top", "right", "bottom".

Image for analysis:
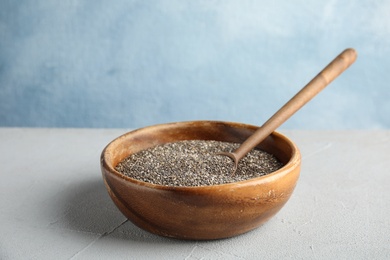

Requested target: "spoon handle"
[{"left": 233, "top": 48, "right": 357, "bottom": 160}]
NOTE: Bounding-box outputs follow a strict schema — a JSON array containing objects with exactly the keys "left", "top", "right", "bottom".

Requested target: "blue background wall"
[{"left": 0, "top": 1, "right": 389, "bottom": 129}]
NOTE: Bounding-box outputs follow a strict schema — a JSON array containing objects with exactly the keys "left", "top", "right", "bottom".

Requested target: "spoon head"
[{"left": 215, "top": 151, "right": 239, "bottom": 176}]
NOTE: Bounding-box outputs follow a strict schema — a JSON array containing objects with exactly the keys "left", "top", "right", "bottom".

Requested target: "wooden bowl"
[{"left": 100, "top": 121, "right": 301, "bottom": 240}]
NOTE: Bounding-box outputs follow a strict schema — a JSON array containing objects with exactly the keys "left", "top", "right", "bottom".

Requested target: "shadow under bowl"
[{"left": 100, "top": 121, "right": 301, "bottom": 240}]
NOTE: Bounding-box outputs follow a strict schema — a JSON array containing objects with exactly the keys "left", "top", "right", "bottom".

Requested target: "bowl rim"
[{"left": 101, "top": 120, "right": 301, "bottom": 191}]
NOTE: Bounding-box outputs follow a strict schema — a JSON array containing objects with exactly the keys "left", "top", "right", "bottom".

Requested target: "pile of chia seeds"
[{"left": 115, "top": 140, "right": 284, "bottom": 187}]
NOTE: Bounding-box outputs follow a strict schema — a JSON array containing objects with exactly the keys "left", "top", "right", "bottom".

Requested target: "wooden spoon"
[{"left": 218, "top": 48, "right": 357, "bottom": 175}]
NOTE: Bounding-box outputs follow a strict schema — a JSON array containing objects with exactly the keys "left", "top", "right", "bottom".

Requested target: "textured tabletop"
[{"left": 1, "top": 128, "right": 389, "bottom": 259}]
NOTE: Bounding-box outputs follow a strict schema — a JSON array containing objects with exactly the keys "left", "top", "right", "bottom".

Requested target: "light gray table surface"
[{"left": 1, "top": 128, "right": 389, "bottom": 259}]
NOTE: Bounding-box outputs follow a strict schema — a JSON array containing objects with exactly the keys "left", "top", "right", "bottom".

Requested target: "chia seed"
[{"left": 115, "top": 140, "right": 284, "bottom": 187}]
